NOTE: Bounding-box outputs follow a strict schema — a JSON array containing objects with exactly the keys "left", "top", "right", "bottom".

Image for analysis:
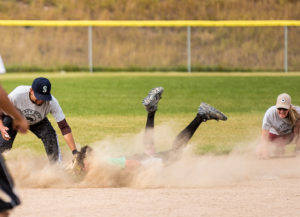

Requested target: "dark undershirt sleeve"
[{"left": 57, "top": 119, "right": 72, "bottom": 135}]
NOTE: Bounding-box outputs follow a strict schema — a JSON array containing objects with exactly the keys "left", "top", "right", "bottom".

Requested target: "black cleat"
[
  {"left": 197, "top": 102, "right": 227, "bottom": 121},
  {"left": 142, "top": 87, "right": 164, "bottom": 112}
]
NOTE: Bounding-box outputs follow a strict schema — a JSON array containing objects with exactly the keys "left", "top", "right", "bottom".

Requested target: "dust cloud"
[{"left": 5, "top": 124, "right": 300, "bottom": 189}]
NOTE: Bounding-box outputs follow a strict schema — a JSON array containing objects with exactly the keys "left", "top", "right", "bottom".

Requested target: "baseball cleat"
[
  {"left": 142, "top": 87, "right": 164, "bottom": 112},
  {"left": 197, "top": 102, "right": 227, "bottom": 121}
]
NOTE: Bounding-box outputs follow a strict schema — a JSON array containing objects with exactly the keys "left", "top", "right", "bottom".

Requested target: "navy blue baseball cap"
[{"left": 32, "top": 77, "right": 52, "bottom": 101}]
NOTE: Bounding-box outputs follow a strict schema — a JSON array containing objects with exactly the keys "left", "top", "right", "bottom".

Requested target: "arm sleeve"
[
  {"left": 49, "top": 96, "right": 65, "bottom": 122},
  {"left": 262, "top": 109, "right": 271, "bottom": 130},
  {"left": 57, "top": 119, "right": 72, "bottom": 135},
  {"left": 8, "top": 86, "right": 23, "bottom": 105},
  {"left": 294, "top": 106, "right": 300, "bottom": 114}
]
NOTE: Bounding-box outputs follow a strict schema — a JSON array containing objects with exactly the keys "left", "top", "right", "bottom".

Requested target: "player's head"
[
  {"left": 30, "top": 77, "right": 52, "bottom": 105},
  {"left": 275, "top": 93, "right": 300, "bottom": 126},
  {"left": 276, "top": 93, "right": 291, "bottom": 118}
]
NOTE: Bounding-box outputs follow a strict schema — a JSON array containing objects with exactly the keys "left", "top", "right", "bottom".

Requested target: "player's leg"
[
  {"left": 267, "top": 133, "right": 294, "bottom": 157},
  {"left": 0, "top": 153, "right": 21, "bottom": 215},
  {"left": 142, "top": 111, "right": 156, "bottom": 154},
  {"left": 0, "top": 116, "right": 17, "bottom": 153},
  {"left": 142, "top": 87, "right": 164, "bottom": 155},
  {"left": 71, "top": 87, "right": 166, "bottom": 173},
  {"left": 172, "top": 102, "right": 227, "bottom": 150},
  {"left": 153, "top": 103, "right": 227, "bottom": 162},
  {"left": 30, "top": 118, "right": 61, "bottom": 162}
]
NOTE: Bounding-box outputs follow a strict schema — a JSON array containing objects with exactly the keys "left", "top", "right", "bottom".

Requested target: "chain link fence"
[{"left": 0, "top": 21, "right": 299, "bottom": 72}]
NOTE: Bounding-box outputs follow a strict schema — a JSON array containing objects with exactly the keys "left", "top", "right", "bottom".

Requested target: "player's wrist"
[{"left": 72, "top": 149, "right": 78, "bottom": 155}]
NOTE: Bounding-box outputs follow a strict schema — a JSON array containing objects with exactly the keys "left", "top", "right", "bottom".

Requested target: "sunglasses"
[{"left": 277, "top": 108, "right": 288, "bottom": 111}]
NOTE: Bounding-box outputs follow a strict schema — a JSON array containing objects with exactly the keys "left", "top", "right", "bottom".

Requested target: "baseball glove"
[{"left": 72, "top": 145, "right": 93, "bottom": 174}]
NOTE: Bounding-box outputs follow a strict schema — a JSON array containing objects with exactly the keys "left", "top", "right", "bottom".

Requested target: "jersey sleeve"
[
  {"left": 294, "top": 106, "right": 300, "bottom": 114},
  {"left": 262, "top": 108, "right": 272, "bottom": 130},
  {"left": 49, "top": 96, "right": 66, "bottom": 122},
  {"left": 8, "top": 86, "right": 25, "bottom": 105}
]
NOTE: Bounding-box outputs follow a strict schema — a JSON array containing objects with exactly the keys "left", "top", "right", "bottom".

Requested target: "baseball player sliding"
[{"left": 72, "top": 87, "right": 227, "bottom": 173}]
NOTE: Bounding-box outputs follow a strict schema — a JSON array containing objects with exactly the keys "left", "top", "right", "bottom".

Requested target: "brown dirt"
[
  {"left": 10, "top": 178, "right": 300, "bottom": 217},
  {"left": 6, "top": 148, "right": 300, "bottom": 217}
]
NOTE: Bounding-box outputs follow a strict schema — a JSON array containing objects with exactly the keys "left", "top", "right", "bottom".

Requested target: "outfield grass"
[{"left": 1, "top": 72, "right": 300, "bottom": 157}]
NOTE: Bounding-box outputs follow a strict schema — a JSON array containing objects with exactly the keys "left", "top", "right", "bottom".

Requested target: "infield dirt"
[
  {"left": 5, "top": 144, "right": 300, "bottom": 217},
  {"left": 12, "top": 178, "right": 300, "bottom": 217}
]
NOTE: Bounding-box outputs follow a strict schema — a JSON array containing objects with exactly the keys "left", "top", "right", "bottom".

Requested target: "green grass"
[{"left": 1, "top": 72, "right": 300, "bottom": 156}]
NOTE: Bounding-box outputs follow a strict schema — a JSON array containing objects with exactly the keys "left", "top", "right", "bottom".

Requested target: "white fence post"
[
  {"left": 88, "top": 26, "right": 93, "bottom": 72},
  {"left": 0, "top": 56, "right": 6, "bottom": 74},
  {"left": 284, "top": 26, "right": 288, "bottom": 72}
]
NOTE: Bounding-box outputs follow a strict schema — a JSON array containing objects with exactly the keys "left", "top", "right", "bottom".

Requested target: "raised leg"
[
  {"left": 142, "top": 87, "right": 164, "bottom": 155},
  {"left": 172, "top": 102, "right": 227, "bottom": 150}
]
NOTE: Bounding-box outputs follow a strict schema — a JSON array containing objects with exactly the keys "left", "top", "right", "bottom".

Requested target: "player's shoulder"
[
  {"left": 49, "top": 95, "right": 61, "bottom": 106},
  {"left": 9, "top": 85, "right": 30, "bottom": 97},
  {"left": 263, "top": 105, "right": 277, "bottom": 119},
  {"left": 265, "top": 105, "right": 277, "bottom": 114},
  {"left": 293, "top": 105, "right": 300, "bottom": 113}
]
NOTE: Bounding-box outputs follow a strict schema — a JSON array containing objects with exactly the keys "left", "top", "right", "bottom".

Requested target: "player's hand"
[
  {"left": 0, "top": 126, "right": 10, "bottom": 141},
  {"left": 13, "top": 117, "right": 28, "bottom": 134},
  {"left": 0, "top": 210, "right": 10, "bottom": 217}
]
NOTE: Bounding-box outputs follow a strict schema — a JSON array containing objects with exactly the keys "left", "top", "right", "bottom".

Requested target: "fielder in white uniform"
[
  {"left": 0, "top": 77, "right": 78, "bottom": 162},
  {"left": 256, "top": 93, "right": 300, "bottom": 159}
]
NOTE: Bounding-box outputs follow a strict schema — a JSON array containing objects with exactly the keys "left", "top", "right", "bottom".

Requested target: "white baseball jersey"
[
  {"left": 262, "top": 105, "right": 300, "bottom": 135},
  {"left": 8, "top": 86, "right": 65, "bottom": 125}
]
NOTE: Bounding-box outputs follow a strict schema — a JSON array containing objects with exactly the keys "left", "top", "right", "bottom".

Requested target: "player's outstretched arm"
[
  {"left": 0, "top": 85, "right": 28, "bottom": 133},
  {"left": 63, "top": 132, "right": 78, "bottom": 154},
  {"left": 256, "top": 129, "right": 270, "bottom": 159}
]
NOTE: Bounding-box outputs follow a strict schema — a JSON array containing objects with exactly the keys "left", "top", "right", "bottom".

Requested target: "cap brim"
[
  {"left": 34, "top": 91, "right": 52, "bottom": 101},
  {"left": 276, "top": 103, "right": 290, "bottom": 109}
]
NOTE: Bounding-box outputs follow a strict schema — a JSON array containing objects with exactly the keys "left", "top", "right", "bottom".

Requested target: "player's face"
[
  {"left": 29, "top": 89, "right": 45, "bottom": 106},
  {"left": 277, "top": 108, "right": 289, "bottom": 118}
]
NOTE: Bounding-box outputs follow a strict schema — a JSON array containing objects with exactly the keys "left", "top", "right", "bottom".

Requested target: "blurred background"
[{"left": 0, "top": 0, "right": 299, "bottom": 72}]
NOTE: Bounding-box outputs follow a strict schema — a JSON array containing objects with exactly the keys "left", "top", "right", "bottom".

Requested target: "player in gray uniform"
[
  {"left": 72, "top": 87, "right": 227, "bottom": 172},
  {"left": 0, "top": 77, "right": 78, "bottom": 162},
  {"left": 256, "top": 93, "right": 300, "bottom": 159}
]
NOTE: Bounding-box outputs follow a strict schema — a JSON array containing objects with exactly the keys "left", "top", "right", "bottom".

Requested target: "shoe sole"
[
  {"left": 142, "top": 87, "right": 164, "bottom": 110},
  {"left": 198, "top": 102, "right": 227, "bottom": 121}
]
